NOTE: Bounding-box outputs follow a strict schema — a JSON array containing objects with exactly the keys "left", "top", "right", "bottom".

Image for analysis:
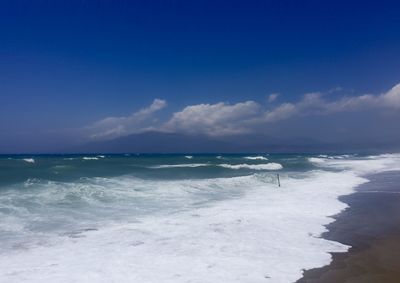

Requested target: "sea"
[{"left": 1, "top": 153, "right": 399, "bottom": 283}]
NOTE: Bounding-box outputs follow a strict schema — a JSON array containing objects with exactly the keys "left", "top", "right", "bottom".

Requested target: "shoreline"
[{"left": 298, "top": 171, "right": 400, "bottom": 282}]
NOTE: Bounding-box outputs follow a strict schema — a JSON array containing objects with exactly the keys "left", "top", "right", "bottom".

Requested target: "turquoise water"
[
  {"left": 1, "top": 153, "right": 399, "bottom": 283},
  {"left": 0, "top": 154, "right": 316, "bottom": 186}
]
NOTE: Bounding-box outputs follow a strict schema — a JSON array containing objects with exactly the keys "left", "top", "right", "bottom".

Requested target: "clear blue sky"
[{"left": 1, "top": 0, "right": 400, "bottom": 152}]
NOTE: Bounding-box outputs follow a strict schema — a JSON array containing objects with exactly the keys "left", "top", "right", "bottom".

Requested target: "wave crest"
[
  {"left": 243, "top": 156, "right": 268, "bottom": 160},
  {"left": 219, "top": 163, "right": 282, "bottom": 170},
  {"left": 150, "top": 164, "right": 209, "bottom": 169}
]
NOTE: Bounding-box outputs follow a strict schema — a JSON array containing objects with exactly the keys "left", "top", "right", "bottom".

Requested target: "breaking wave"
[
  {"left": 1, "top": 153, "right": 400, "bottom": 282},
  {"left": 218, "top": 163, "right": 283, "bottom": 170},
  {"left": 243, "top": 156, "right": 268, "bottom": 160}
]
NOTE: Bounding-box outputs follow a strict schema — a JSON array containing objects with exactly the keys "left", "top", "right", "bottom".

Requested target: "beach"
[{"left": 298, "top": 171, "right": 400, "bottom": 282}]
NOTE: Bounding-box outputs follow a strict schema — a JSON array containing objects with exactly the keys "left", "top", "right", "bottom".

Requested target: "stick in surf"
[{"left": 277, "top": 174, "right": 281, "bottom": 187}]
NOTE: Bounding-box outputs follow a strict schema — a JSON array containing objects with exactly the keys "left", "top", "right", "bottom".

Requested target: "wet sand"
[{"left": 298, "top": 171, "right": 400, "bottom": 283}]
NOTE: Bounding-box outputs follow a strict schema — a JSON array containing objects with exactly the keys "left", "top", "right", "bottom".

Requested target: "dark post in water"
[{"left": 277, "top": 174, "right": 281, "bottom": 187}]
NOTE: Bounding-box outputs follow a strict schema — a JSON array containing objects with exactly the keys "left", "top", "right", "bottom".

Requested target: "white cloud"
[
  {"left": 134, "top": 98, "right": 167, "bottom": 116},
  {"left": 267, "top": 93, "right": 279, "bottom": 103},
  {"left": 260, "top": 83, "right": 400, "bottom": 122},
  {"left": 381, "top": 83, "right": 400, "bottom": 108},
  {"left": 86, "top": 99, "right": 167, "bottom": 140},
  {"left": 163, "top": 83, "right": 400, "bottom": 136},
  {"left": 164, "top": 101, "right": 261, "bottom": 136},
  {"left": 81, "top": 83, "right": 400, "bottom": 140},
  {"left": 264, "top": 103, "right": 296, "bottom": 122}
]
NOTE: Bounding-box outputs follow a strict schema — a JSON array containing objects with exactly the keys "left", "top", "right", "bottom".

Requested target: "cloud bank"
[
  {"left": 164, "top": 101, "right": 261, "bottom": 136},
  {"left": 84, "top": 83, "right": 400, "bottom": 140},
  {"left": 85, "top": 98, "right": 166, "bottom": 140}
]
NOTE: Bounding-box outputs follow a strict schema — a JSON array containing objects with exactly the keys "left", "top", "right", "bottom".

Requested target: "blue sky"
[{"left": 1, "top": 0, "right": 400, "bottom": 152}]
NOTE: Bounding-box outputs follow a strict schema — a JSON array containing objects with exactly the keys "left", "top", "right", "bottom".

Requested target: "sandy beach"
[{"left": 298, "top": 171, "right": 400, "bottom": 282}]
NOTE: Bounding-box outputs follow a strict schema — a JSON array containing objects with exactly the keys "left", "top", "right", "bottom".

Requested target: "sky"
[{"left": 1, "top": 0, "right": 400, "bottom": 153}]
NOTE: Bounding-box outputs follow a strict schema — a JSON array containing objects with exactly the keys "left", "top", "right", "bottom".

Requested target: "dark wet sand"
[{"left": 298, "top": 171, "right": 400, "bottom": 283}]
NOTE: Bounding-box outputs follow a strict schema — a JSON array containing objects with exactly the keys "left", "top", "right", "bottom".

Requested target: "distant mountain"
[
  {"left": 67, "top": 131, "right": 400, "bottom": 154},
  {"left": 71, "top": 131, "right": 234, "bottom": 153}
]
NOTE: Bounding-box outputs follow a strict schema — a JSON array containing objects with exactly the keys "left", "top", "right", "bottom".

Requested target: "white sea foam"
[
  {"left": 1, "top": 154, "right": 400, "bottom": 283},
  {"left": 184, "top": 155, "right": 193, "bottom": 159},
  {"left": 308, "top": 157, "right": 325, "bottom": 164},
  {"left": 0, "top": 170, "right": 367, "bottom": 283},
  {"left": 243, "top": 156, "right": 268, "bottom": 160},
  {"left": 309, "top": 153, "right": 400, "bottom": 174},
  {"left": 22, "top": 158, "right": 35, "bottom": 163},
  {"left": 82, "top": 157, "right": 99, "bottom": 160},
  {"left": 150, "top": 163, "right": 210, "bottom": 168},
  {"left": 219, "top": 163, "right": 283, "bottom": 170},
  {"left": 150, "top": 163, "right": 283, "bottom": 170}
]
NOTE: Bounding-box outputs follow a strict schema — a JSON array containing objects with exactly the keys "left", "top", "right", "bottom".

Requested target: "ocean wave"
[
  {"left": 184, "top": 155, "right": 193, "bottom": 159},
  {"left": 0, "top": 169, "right": 368, "bottom": 283},
  {"left": 243, "top": 156, "right": 268, "bottom": 160},
  {"left": 52, "top": 165, "right": 71, "bottom": 170},
  {"left": 308, "top": 157, "right": 326, "bottom": 164},
  {"left": 149, "top": 162, "right": 283, "bottom": 170},
  {"left": 150, "top": 163, "right": 210, "bottom": 168},
  {"left": 22, "top": 158, "right": 35, "bottom": 163},
  {"left": 308, "top": 154, "right": 400, "bottom": 174},
  {"left": 82, "top": 157, "right": 99, "bottom": 160},
  {"left": 219, "top": 163, "right": 282, "bottom": 170},
  {"left": 2, "top": 154, "right": 400, "bottom": 283}
]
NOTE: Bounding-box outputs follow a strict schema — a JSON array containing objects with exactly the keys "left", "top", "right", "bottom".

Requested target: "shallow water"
[{"left": 0, "top": 153, "right": 399, "bottom": 282}]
